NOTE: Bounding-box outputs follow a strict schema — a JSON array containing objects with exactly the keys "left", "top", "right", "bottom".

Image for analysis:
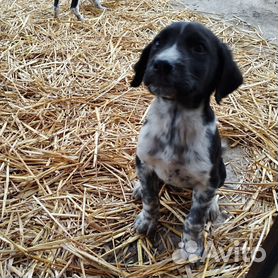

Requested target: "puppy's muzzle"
[
  {"left": 144, "top": 59, "right": 179, "bottom": 99},
  {"left": 144, "top": 59, "right": 176, "bottom": 88},
  {"left": 153, "top": 59, "right": 173, "bottom": 75}
]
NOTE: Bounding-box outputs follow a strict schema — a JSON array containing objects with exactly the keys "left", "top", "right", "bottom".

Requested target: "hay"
[{"left": 0, "top": 0, "right": 277, "bottom": 277}]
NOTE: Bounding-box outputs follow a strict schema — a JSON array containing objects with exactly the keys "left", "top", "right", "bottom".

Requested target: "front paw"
[{"left": 134, "top": 211, "right": 158, "bottom": 237}]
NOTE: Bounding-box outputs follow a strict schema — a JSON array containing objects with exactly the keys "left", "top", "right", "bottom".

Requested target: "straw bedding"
[{"left": 0, "top": 0, "right": 277, "bottom": 277}]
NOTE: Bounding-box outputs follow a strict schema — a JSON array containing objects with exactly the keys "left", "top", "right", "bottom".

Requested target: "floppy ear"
[
  {"left": 130, "top": 43, "right": 152, "bottom": 87},
  {"left": 215, "top": 43, "right": 243, "bottom": 104}
]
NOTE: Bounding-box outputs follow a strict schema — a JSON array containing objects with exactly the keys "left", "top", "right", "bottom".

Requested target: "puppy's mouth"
[{"left": 147, "top": 85, "right": 177, "bottom": 100}]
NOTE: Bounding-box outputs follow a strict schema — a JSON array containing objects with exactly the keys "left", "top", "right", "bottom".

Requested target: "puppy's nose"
[{"left": 153, "top": 60, "right": 173, "bottom": 74}]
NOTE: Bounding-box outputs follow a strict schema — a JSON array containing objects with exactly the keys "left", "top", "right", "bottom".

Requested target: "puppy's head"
[{"left": 131, "top": 22, "right": 243, "bottom": 106}]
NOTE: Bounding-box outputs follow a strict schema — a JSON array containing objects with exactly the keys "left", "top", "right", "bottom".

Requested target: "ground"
[
  {"left": 0, "top": 0, "right": 277, "bottom": 277},
  {"left": 178, "top": 0, "right": 278, "bottom": 43}
]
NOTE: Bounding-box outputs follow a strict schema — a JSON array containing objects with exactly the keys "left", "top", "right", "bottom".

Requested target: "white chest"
[{"left": 137, "top": 99, "right": 216, "bottom": 188}]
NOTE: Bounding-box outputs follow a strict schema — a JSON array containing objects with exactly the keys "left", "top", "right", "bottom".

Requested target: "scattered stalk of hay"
[{"left": 0, "top": 0, "right": 277, "bottom": 277}]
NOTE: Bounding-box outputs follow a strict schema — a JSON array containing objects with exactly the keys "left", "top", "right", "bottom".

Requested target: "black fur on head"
[{"left": 131, "top": 22, "right": 243, "bottom": 107}]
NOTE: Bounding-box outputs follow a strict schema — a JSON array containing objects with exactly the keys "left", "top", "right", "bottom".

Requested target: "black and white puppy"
[
  {"left": 54, "top": 0, "right": 106, "bottom": 21},
  {"left": 131, "top": 22, "right": 243, "bottom": 258}
]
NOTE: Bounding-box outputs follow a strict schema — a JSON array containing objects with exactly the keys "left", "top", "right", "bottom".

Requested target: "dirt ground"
[{"left": 177, "top": 0, "right": 278, "bottom": 43}]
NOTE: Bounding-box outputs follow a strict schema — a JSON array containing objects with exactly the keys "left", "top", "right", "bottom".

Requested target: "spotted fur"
[
  {"left": 131, "top": 22, "right": 243, "bottom": 259},
  {"left": 137, "top": 100, "right": 215, "bottom": 188}
]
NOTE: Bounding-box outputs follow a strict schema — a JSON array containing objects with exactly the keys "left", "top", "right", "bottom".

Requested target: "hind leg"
[
  {"left": 207, "top": 159, "right": 230, "bottom": 224},
  {"left": 207, "top": 195, "right": 220, "bottom": 222},
  {"left": 54, "top": 0, "right": 60, "bottom": 18},
  {"left": 133, "top": 180, "right": 143, "bottom": 201},
  {"left": 71, "top": 0, "right": 84, "bottom": 21},
  {"left": 89, "top": 0, "right": 106, "bottom": 10},
  {"left": 207, "top": 195, "right": 230, "bottom": 225}
]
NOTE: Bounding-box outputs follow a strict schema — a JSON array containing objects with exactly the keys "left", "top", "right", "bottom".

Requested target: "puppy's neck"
[
  {"left": 155, "top": 96, "right": 215, "bottom": 125},
  {"left": 157, "top": 96, "right": 205, "bottom": 113}
]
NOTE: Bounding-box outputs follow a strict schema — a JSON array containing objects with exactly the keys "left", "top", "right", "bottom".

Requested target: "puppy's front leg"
[
  {"left": 133, "top": 156, "right": 160, "bottom": 237},
  {"left": 183, "top": 187, "right": 218, "bottom": 258}
]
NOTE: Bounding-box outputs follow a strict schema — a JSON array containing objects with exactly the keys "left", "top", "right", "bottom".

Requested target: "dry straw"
[{"left": 0, "top": 0, "right": 277, "bottom": 277}]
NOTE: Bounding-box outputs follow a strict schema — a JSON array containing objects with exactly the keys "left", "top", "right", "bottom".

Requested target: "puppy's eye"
[{"left": 191, "top": 43, "right": 206, "bottom": 54}]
